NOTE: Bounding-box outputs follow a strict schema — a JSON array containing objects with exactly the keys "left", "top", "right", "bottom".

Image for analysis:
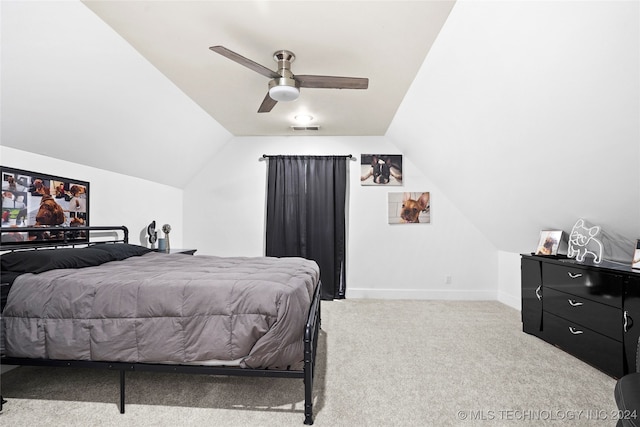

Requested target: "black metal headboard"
[{"left": 0, "top": 225, "right": 129, "bottom": 251}]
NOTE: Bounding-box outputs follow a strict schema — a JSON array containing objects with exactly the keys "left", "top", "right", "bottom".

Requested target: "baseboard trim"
[
  {"left": 345, "top": 288, "right": 497, "bottom": 300},
  {"left": 497, "top": 291, "right": 521, "bottom": 311}
]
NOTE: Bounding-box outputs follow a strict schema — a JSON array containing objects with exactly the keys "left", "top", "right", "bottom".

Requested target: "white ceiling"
[{"left": 82, "top": 1, "right": 456, "bottom": 136}]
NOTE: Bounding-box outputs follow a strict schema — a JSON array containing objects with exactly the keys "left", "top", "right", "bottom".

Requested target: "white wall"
[
  {"left": 1, "top": 146, "right": 184, "bottom": 248},
  {"left": 387, "top": 0, "right": 640, "bottom": 307},
  {"left": 497, "top": 251, "right": 522, "bottom": 309},
  {"left": 183, "top": 135, "right": 499, "bottom": 301},
  {"left": 389, "top": 0, "right": 639, "bottom": 254}
]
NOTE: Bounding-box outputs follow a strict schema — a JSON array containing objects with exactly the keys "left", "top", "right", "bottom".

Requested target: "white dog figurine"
[{"left": 568, "top": 219, "right": 603, "bottom": 263}]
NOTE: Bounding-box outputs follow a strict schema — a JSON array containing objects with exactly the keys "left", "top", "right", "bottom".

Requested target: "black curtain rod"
[{"left": 261, "top": 154, "right": 353, "bottom": 159}]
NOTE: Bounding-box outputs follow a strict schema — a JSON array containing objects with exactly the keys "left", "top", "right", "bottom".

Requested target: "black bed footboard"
[{"left": 0, "top": 277, "right": 322, "bottom": 424}]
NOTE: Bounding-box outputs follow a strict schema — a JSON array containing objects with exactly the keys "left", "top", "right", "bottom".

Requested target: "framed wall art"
[
  {"left": 388, "top": 192, "right": 430, "bottom": 224},
  {"left": 535, "top": 230, "right": 564, "bottom": 256},
  {"left": 632, "top": 240, "right": 640, "bottom": 270},
  {"left": 1, "top": 166, "right": 89, "bottom": 245},
  {"left": 360, "top": 154, "right": 403, "bottom": 186}
]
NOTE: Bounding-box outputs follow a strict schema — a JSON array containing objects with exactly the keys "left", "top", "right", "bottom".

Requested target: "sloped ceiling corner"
[
  {"left": 387, "top": 0, "right": 640, "bottom": 254},
  {"left": 1, "top": 0, "right": 232, "bottom": 189}
]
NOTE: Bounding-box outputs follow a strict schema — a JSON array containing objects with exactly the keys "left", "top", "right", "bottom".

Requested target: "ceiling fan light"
[
  {"left": 269, "top": 85, "right": 300, "bottom": 102},
  {"left": 295, "top": 114, "right": 313, "bottom": 124}
]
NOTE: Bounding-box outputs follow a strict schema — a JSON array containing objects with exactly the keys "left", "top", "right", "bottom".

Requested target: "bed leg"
[
  {"left": 119, "top": 370, "right": 126, "bottom": 414},
  {"left": 303, "top": 333, "right": 315, "bottom": 425},
  {"left": 304, "top": 375, "right": 313, "bottom": 425}
]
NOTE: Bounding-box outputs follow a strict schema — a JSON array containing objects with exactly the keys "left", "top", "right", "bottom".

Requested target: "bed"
[{"left": 0, "top": 225, "right": 322, "bottom": 424}]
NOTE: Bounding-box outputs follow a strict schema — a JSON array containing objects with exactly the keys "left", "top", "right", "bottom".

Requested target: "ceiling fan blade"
[
  {"left": 295, "top": 75, "right": 369, "bottom": 90},
  {"left": 258, "top": 92, "right": 277, "bottom": 113},
  {"left": 209, "top": 45, "right": 280, "bottom": 79}
]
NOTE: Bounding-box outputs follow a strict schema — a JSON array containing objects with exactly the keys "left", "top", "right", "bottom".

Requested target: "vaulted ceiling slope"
[
  {"left": 1, "top": 0, "right": 232, "bottom": 188},
  {"left": 387, "top": 0, "right": 640, "bottom": 253}
]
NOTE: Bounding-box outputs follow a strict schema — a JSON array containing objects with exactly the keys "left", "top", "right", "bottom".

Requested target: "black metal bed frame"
[{"left": 0, "top": 225, "right": 321, "bottom": 424}]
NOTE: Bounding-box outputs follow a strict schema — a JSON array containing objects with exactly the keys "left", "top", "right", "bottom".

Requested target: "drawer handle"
[
  {"left": 624, "top": 311, "right": 633, "bottom": 333},
  {"left": 535, "top": 285, "right": 542, "bottom": 301},
  {"left": 568, "top": 327, "right": 583, "bottom": 335},
  {"left": 568, "top": 299, "right": 583, "bottom": 307},
  {"left": 567, "top": 272, "right": 583, "bottom": 279}
]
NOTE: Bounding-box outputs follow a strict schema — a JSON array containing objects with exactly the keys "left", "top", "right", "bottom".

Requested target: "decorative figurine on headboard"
[
  {"left": 147, "top": 221, "right": 157, "bottom": 249},
  {"left": 162, "top": 224, "right": 171, "bottom": 253}
]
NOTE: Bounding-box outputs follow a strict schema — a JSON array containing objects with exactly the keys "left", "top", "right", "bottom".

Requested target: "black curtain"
[{"left": 265, "top": 155, "right": 347, "bottom": 300}]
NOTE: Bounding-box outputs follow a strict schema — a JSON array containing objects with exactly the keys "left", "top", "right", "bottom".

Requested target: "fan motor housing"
[
  {"left": 273, "top": 50, "right": 295, "bottom": 64},
  {"left": 269, "top": 77, "right": 298, "bottom": 90}
]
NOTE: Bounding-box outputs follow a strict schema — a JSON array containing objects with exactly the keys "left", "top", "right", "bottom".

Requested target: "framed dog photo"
[
  {"left": 535, "top": 230, "right": 564, "bottom": 256},
  {"left": 1, "top": 165, "right": 89, "bottom": 246},
  {"left": 388, "top": 192, "right": 430, "bottom": 224},
  {"left": 632, "top": 240, "right": 640, "bottom": 270},
  {"left": 360, "top": 154, "right": 403, "bottom": 186}
]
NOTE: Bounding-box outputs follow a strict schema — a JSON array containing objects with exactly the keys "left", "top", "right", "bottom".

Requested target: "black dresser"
[{"left": 521, "top": 254, "right": 640, "bottom": 378}]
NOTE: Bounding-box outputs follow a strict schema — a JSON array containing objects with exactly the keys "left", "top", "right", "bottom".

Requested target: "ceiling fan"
[{"left": 209, "top": 45, "right": 369, "bottom": 113}]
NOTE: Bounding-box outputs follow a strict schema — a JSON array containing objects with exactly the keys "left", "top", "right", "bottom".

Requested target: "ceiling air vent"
[{"left": 291, "top": 126, "right": 320, "bottom": 131}]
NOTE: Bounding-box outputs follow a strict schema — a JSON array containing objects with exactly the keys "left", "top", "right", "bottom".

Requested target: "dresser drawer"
[
  {"left": 543, "top": 288, "right": 622, "bottom": 341},
  {"left": 543, "top": 263, "right": 622, "bottom": 308},
  {"left": 544, "top": 311, "right": 623, "bottom": 378}
]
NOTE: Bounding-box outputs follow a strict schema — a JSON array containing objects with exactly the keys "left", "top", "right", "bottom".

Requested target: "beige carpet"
[{"left": 0, "top": 300, "right": 618, "bottom": 426}]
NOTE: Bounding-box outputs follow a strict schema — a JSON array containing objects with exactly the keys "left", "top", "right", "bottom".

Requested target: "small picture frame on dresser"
[
  {"left": 535, "top": 230, "right": 564, "bottom": 256},
  {"left": 632, "top": 240, "right": 640, "bottom": 270}
]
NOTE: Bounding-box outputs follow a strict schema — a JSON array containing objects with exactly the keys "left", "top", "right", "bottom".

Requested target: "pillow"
[
  {"left": 89, "top": 243, "right": 153, "bottom": 261},
  {"left": 0, "top": 248, "right": 116, "bottom": 274}
]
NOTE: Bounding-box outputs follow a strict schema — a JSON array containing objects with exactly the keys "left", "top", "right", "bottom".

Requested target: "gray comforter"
[{"left": 2, "top": 253, "right": 319, "bottom": 369}]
